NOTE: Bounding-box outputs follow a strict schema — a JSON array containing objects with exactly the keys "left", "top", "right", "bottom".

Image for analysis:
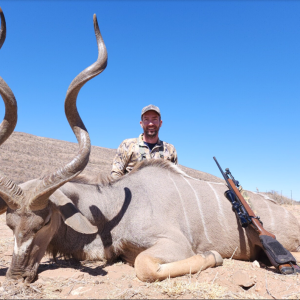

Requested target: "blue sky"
[{"left": 0, "top": 1, "right": 299, "bottom": 201}]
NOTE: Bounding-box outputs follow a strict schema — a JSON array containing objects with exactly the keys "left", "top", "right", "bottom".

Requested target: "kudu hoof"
[{"left": 203, "top": 250, "right": 223, "bottom": 267}]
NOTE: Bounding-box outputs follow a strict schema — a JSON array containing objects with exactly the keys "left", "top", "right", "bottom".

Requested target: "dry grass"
[
  {"left": 0, "top": 281, "right": 44, "bottom": 299},
  {"left": 263, "top": 190, "right": 299, "bottom": 205},
  {"left": 152, "top": 279, "right": 235, "bottom": 299}
]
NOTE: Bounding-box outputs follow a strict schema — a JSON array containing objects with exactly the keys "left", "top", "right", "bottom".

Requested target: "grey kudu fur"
[{"left": 1, "top": 9, "right": 300, "bottom": 283}]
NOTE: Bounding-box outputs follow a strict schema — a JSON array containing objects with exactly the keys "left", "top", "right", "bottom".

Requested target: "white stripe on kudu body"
[
  {"left": 168, "top": 172, "right": 193, "bottom": 243},
  {"left": 207, "top": 182, "right": 231, "bottom": 231},
  {"left": 14, "top": 237, "right": 33, "bottom": 256},
  {"left": 182, "top": 176, "right": 212, "bottom": 244},
  {"left": 248, "top": 191, "right": 276, "bottom": 230},
  {"left": 261, "top": 197, "right": 275, "bottom": 229}
]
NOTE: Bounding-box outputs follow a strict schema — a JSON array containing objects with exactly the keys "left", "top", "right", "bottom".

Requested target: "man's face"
[{"left": 140, "top": 110, "right": 162, "bottom": 139}]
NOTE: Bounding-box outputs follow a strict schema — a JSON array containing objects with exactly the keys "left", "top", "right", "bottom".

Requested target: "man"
[{"left": 111, "top": 104, "right": 178, "bottom": 178}]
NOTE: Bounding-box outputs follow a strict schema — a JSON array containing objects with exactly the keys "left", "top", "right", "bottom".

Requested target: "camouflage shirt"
[{"left": 111, "top": 134, "right": 178, "bottom": 178}]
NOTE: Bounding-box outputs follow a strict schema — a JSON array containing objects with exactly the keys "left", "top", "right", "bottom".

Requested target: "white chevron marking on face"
[
  {"left": 182, "top": 176, "right": 212, "bottom": 244},
  {"left": 14, "top": 236, "right": 33, "bottom": 256},
  {"left": 169, "top": 173, "right": 193, "bottom": 243}
]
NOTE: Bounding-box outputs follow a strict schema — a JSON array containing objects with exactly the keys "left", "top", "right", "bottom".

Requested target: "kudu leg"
[{"left": 134, "top": 239, "right": 223, "bottom": 282}]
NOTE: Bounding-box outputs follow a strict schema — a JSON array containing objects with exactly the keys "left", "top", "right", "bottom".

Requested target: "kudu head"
[{"left": 0, "top": 9, "right": 107, "bottom": 282}]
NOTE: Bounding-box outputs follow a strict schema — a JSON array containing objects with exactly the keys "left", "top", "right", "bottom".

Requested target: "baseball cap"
[{"left": 141, "top": 104, "right": 161, "bottom": 117}]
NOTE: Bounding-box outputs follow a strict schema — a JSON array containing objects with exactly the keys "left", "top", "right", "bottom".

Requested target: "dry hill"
[{"left": 0, "top": 132, "right": 223, "bottom": 184}]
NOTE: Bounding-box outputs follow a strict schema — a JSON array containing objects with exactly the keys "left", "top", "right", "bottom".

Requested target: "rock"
[
  {"left": 232, "top": 270, "right": 255, "bottom": 288},
  {"left": 71, "top": 286, "right": 91, "bottom": 296},
  {"left": 252, "top": 260, "right": 260, "bottom": 268}
]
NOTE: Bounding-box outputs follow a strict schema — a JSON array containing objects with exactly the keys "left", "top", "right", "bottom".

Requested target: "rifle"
[{"left": 213, "top": 156, "right": 300, "bottom": 275}]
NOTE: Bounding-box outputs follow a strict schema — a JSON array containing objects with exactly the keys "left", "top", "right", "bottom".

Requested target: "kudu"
[{"left": 1, "top": 8, "right": 300, "bottom": 283}]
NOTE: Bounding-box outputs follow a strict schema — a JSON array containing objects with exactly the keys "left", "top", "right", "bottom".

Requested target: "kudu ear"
[
  {"left": 49, "top": 189, "right": 98, "bottom": 235},
  {"left": 0, "top": 197, "right": 7, "bottom": 215}
]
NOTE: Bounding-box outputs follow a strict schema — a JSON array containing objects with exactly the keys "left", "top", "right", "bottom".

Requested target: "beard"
[{"left": 143, "top": 125, "right": 159, "bottom": 139}]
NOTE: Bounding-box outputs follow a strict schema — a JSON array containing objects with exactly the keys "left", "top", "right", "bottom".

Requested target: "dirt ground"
[{"left": 0, "top": 204, "right": 300, "bottom": 299}]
